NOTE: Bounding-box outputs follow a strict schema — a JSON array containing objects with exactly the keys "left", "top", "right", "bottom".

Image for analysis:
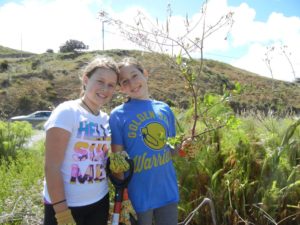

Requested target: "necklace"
[{"left": 81, "top": 99, "right": 99, "bottom": 116}]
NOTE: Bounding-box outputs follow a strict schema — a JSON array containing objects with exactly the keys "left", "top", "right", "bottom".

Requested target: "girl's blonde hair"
[
  {"left": 80, "top": 56, "right": 119, "bottom": 96},
  {"left": 118, "top": 57, "right": 144, "bottom": 74}
]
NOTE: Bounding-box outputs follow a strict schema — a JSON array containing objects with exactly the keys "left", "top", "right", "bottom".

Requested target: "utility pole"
[
  {"left": 102, "top": 20, "right": 108, "bottom": 50},
  {"left": 20, "top": 33, "right": 23, "bottom": 58}
]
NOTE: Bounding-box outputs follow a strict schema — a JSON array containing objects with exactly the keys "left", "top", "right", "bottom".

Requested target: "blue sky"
[
  {"left": 229, "top": 0, "right": 300, "bottom": 20},
  {"left": 101, "top": 0, "right": 300, "bottom": 21},
  {"left": 0, "top": 0, "right": 299, "bottom": 82}
]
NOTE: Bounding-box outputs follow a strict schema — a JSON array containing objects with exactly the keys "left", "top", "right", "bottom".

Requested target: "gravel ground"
[{"left": 25, "top": 130, "right": 45, "bottom": 148}]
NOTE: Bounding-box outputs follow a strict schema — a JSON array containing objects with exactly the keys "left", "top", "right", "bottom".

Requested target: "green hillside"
[
  {"left": 0, "top": 45, "right": 35, "bottom": 58},
  {"left": 0, "top": 46, "right": 299, "bottom": 119}
]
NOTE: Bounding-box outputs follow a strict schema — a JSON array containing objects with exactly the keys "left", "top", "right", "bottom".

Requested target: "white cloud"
[
  {"left": 229, "top": 3, "right": 263, "bottom": 46},
  {"left": 101, "top": 0, "right": 233, "bottom": 56},
  {"left": 0, "top": 0, "right": 299, "bottom": 82},
  {"left": 0, "top": 0, "right": 103, "bottom": 53},
  {"left": 228, "top": 3, "right": 300, "bottom": 81},
  {"left": 190, "top": 0, "right": 232, "bottom": 53}
]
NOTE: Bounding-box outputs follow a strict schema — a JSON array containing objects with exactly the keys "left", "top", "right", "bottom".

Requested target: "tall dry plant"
[
  {"left": 98, "top": 0, "right": 234, "bottom": 140},
  {"left": 264, "top": 44, "right": 299, "bottom": 85}
]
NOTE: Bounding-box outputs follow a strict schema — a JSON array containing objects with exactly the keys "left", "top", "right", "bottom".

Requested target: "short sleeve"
[
  {"left": 109, "top": 111, "right": 124, "bottom": 146},
  {"left": 168, "top": 107, "right": 176, "bottom": 137},
  {"left": 44, "top": 102, "right": 75, "bottom": 133}
]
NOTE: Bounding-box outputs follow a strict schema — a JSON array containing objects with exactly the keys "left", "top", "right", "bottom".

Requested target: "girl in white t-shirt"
[{"left": 43, "top": 56, "right": 119, "bottom": 225}]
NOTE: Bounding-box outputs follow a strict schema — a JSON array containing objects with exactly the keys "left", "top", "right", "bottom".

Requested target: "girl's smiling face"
[
  {"left": 119, "top": 65, "right": 149, "bottom": 100},
  {"left": 83, "top": 67, "right": 118, "bottom": 109}
]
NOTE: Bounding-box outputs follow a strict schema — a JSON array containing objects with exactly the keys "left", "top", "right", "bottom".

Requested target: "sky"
[{"left": 0, "top": 0, "right": 299, "bottom": 82}]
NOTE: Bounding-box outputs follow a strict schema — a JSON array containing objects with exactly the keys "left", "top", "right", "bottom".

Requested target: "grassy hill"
[
  {"left": 0, "top": 45, "right": 299, "bottom": 119},
  {"left": 0, "top": 45, "right": 35, "bottom": 58}
]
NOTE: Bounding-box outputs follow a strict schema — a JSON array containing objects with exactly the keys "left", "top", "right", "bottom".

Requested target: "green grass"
[
  {"left": 0, "top": 45, "right": 34, "bottom": 57},
  {"left": 0, "top": 142, "right": 44, "bottom": 224},
  {"left": 174, "top": 105, "right": 300, "bottom": 225},
  {"left": 0, "top": 114, "right": 299, "bottom": 224}
]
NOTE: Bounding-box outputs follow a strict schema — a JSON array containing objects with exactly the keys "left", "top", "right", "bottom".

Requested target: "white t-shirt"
[{"left": 43, "top": 99, "right": 110, "bottom": 207}]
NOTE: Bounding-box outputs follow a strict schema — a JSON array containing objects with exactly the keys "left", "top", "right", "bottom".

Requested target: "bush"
[
  {"left": 0, "top": 60, "right": 9, "bottom": 72},
  {"left": 0, "top": 121, "right": 33, "bottom": 161},
  {"left": 46, "top": 49, "right": 54, "bottom": 53},
  {"left": 59, "top": 39, "right": 88, "bottom": 53},
  {"left": 31, "top": 60, "right": 41, "bottom": 70},
  {"left": 174, "top": 109, "right": 300, "bottom": 225},
  {"left": 0, "top": 144, "right": 44, "bottom": 224}
]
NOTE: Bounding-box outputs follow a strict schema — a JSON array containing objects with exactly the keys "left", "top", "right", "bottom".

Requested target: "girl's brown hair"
[
  {"left": 118, "top": 57, "right": 144, "bottom": 74},
  {"left": 80, "top": 56, "right": 119, "bottom": 96}
]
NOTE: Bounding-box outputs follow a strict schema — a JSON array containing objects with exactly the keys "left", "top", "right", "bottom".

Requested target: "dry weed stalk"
[
  {"left": 0, "top": 195, "right": 42, "bottom": 224},
  {"left": 99, "top": 0, "right": 234, "bottom": 139}
]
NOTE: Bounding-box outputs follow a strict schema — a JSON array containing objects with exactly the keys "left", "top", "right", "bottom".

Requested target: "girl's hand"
[
  {"left": 109, "top": 151, "right": 130, "bottom": 173},
  {"left": 178, "top": 138, "right": 192, "bottom": 157},
  {"left": 55, "top": 209, "right": 76, "bottom": 225}
]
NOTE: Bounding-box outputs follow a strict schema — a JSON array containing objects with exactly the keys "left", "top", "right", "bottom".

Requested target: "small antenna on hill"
[
  {"left": 102, "top": 20, "right": 108, "bottom": 50},
  {"left": 20, "top": 33, "right": 23, "bottom": 58}
]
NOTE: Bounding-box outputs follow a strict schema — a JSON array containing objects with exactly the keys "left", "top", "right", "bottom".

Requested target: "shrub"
[
  {"left": 0, "top": 60, "right": 9, "bottom": 72},
  {"left": 59, "top": 39, "right": 88, "bottom": 53},
  {"left": 46, "top": 49, "right": 54, "bottom": 53},
  {"left": 31, "top": 60, "right": 41, "bottom": 70},
  {"left": 0, "top": 121, "right": 33, "bottom": 161},
  {"left": 0, "top": 143, "right": 44, "bottom": 224}
]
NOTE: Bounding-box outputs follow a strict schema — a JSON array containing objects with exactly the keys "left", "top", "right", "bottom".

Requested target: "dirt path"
[{"left": 25, "top": 130, "right": 45, "bottom": 148}]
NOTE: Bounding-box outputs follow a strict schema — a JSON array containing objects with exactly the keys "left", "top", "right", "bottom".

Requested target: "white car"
[{"left": 10, "top": 110, "right": 52, "bottom": 122}]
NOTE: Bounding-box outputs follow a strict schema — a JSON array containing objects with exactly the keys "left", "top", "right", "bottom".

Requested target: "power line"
[{"left": 204, "top": 52, "right": 240, "bottom": 60}]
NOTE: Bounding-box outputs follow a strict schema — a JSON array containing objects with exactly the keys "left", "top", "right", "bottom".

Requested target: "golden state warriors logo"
[{"left": 141, "top": 122, "right": 166, "bottom": 150}]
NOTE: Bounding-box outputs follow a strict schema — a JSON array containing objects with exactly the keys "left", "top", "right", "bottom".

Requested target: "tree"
[
  {"left": 0, "top": 60, "right": 9, "bottom": 72},
  {"left": 59, "top": 39, "right": 88, "bottom": 53},
  {"left": 46, "top": 49, "right": 54, "bottom": 53}
]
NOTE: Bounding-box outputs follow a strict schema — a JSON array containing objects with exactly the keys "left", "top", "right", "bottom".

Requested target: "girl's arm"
[
  {"left": 45, "top": 127, "right": 71, "bottom": 213},
  {"left": 111, "top": 144, "right": 124, "bottom": 153}
]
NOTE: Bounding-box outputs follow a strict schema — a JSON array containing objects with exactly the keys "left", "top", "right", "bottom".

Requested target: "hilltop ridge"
[
  {"left": 0, "top": 45, "right": 35, "bottom": 58},
  {"left": 0, "top": 46, "right": 299, "bottom": 118}
]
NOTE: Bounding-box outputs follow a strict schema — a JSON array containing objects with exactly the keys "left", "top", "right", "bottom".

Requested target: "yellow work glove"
[
  {"left": 55, "top": 209, "right": 76, "bottom": 225},
  {"left": 119, "top": 199, "right": 137, "bottom": 225},
  {"left": 109, "top": 151, "right": 130, "bottom": 173},
  {"left": 119, "top": 192, "right": 137, "bottom": 225}
]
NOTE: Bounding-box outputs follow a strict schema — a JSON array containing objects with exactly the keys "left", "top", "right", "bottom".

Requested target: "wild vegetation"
[
  {"left": 0, "top": 46, "right": 299, "bottom": 120},
  {"left": 0, "top": 108, "right": 299, "bottom": 224},
  {"left": 173, "top": 97, "right": 300, "bottom": 225},
  {"left": 0, "top": 121, "right": 44, "bottom": 224}
]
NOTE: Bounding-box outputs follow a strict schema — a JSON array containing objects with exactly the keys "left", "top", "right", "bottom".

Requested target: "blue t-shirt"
[{"left": 109, "top": 99, "right": 179, "bottom": 213}]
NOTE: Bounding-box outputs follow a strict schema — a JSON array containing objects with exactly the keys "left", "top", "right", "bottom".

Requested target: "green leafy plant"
[
  {"left": 0, "top": 140, "right": 44, "bottom": 224},
  {"left": 0, "top": 121, "right": 33, "bottom": 161}
]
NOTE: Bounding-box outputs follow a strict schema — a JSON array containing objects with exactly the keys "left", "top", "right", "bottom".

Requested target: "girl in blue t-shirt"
[{"left": 109, "top": 57, "right": 180, "bottom": 225}]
